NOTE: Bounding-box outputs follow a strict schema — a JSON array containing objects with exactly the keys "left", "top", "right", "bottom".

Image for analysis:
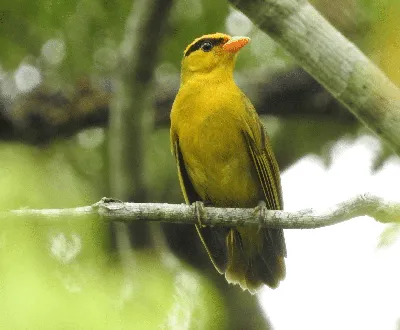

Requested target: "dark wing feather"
[
  {"left": 240, "top": 93, "right": 287, "bottom": 258},
  {"left": 173, "top": 139, "right": 200, "bottom": 204},
  {"left": 260, "top": 126, "right": 284, "bottom": 208},
  {"left": 173, "top": 139, "right": 229, "bottom": 273}
]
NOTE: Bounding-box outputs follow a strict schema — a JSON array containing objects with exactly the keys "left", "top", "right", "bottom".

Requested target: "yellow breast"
[{"left": 171, "top": 79, "right": 262, "bottom": 207}]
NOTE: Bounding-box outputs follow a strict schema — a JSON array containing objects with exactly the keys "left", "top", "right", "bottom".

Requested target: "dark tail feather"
[
  {"left": 225, "top": 228, "right": 286, "bottom": 293},
  {"left": 259, "top": 228, "right": 286, "bottom": 285},
  {"left": 225, "top": 229, "right": 260, "bottom": 293}
]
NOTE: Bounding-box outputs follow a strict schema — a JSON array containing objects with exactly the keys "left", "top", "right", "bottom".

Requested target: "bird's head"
[{"left": 180, "top": 32, "right": 250, "bottom": 83}]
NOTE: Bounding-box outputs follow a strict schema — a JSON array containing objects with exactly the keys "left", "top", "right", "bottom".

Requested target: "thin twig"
[{"left": 2, "top": 194, "right": 399, "bottom": 228}]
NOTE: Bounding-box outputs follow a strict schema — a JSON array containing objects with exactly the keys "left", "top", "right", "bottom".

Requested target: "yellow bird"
[{"left": 170, "top": 33, "right": 286, "bottom": 293}]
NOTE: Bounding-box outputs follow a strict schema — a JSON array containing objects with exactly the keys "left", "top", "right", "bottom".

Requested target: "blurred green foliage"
[
  {"left": 0, "top": 141, "right": 225, "bottom": 328},
  {"left": 0, "top": 0, "right": 132, "bottom": 75}
]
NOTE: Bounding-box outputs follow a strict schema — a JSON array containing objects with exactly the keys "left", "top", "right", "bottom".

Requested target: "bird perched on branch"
[{"left": 170, "top": 33, "right": 286, "bottom": 293}]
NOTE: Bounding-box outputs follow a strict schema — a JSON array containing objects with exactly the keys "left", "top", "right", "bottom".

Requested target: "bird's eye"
[{"left": 201, "top": 42, "right": 213, "bottom": 52}]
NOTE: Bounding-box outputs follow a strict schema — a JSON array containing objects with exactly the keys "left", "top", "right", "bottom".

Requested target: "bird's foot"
[
  {"left": 100, "top": 197, "right": 123, "bottom": 204},
  {"left": 255, "top": 201, "right": 267, "bottom": 233},
  {"left": 193, "top": 201, "right": 206, "bottom": 227}
]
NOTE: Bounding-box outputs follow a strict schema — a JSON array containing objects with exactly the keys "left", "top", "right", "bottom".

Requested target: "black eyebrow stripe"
[{"left": 184, "top": 37, "right": 225, "bottom": 57}]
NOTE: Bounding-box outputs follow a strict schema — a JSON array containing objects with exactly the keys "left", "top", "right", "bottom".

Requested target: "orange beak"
[{"left": 222, "top": 36, "right": 251, "bottom": 53}]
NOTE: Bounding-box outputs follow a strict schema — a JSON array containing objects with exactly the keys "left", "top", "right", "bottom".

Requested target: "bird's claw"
[
  {"left": 100, "top": 197, "right": 123, "bottom": 204},
  {"left": 194, "top": 201, "right": 206, "bottom": 227},
  {"left": 255, "top": 201, "right": 267, "bottom": 233}
]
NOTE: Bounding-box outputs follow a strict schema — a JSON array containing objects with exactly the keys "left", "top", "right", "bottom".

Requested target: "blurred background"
[{"left": 0, "top": 0, "right": 400, "bottom": 329}]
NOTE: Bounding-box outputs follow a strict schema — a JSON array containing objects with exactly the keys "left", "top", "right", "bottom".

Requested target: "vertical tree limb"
[
  {"left": 109, "top": 0, "right": 173, "bottom": 202},
  {"left": 108, "top": 0, "right": 173, "bottom": 248}
]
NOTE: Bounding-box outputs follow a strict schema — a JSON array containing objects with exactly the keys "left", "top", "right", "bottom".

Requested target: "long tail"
[{"left": 224, "top": 227, "right": 286, "bottom": 293}]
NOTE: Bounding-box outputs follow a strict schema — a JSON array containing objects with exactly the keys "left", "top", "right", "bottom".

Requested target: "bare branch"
[
  {"left": 3, "top": 194, "right": 399, "bottom": 228},
  {"left": 229, "top": 0, "right": 400, "bottom": 155},
  {"left": 1, "top": 66, "right": 358, "bottom": 145},
  {"left": 0, "top": 69, "right": 356, "bottom": 144}
]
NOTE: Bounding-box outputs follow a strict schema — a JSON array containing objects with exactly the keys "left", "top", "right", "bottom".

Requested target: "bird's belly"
[{"left": 179, "top": 113, "right": 261, "bottom": 207}]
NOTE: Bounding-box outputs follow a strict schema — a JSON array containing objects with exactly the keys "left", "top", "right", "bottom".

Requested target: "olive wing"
[
  {"left": 172, "top": 138, "right": 229, "bottom": 273},
  {"left": 241, "top": 95, "right": 287, "bottom": 261}
]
